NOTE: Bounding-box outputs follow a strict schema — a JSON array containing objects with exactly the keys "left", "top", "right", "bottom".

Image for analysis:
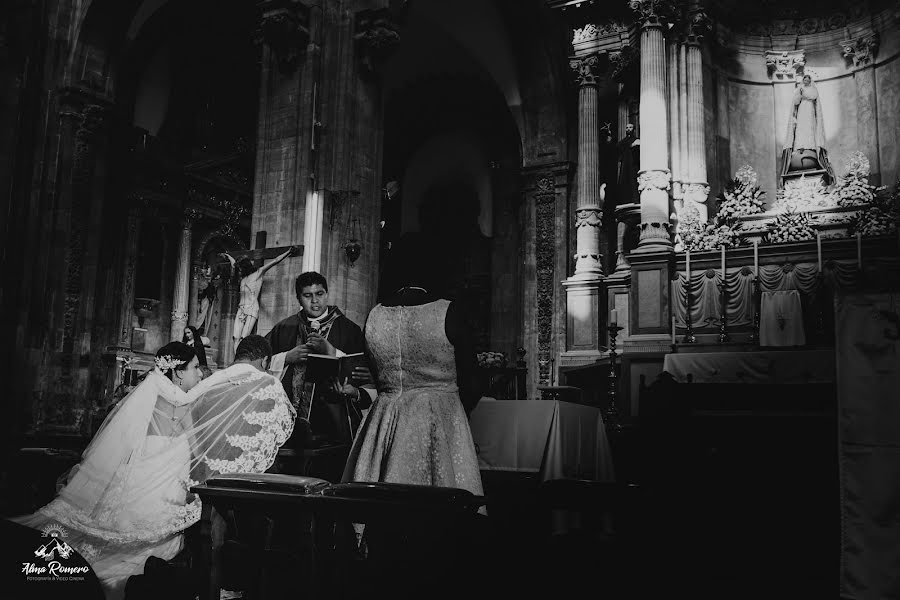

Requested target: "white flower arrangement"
[
  {"left": 765, "top": 211, "right": 816, "bottom": 244},
  {"left": 477, "top": 352, "right": 508, "bottom": 368},
  {"left": 154, "top": 355, "right": 185, "bottom": 373},
  {"left": 775, "top": 175, "right": 831, "bottom": 212}
]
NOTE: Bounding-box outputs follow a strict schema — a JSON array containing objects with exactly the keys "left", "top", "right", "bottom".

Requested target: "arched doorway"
[{"left": 378, "top": 0, "right": 524, "bottom": 354}]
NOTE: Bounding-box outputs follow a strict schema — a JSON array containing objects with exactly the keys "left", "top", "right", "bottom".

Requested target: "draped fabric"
[
  {"left": 836, "top": 292, "right": 900, "bottom": 599},
  {"left": 12, "top": 365, "right": 294, "bottom": 599},
  {"left": 673, "top": 259, "right": 875, "bottom": 330}
]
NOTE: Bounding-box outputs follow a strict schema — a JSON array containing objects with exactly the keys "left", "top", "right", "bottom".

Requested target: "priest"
[{"left": 265, "top": 271, "right": 372, "bottom": 449}]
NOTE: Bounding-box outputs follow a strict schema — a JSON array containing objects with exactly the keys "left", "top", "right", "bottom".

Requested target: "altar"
[
  {"left": 661, "top": 348, "right": 835, "bottom": 384},
  {"left": 468, "top": 399, "right": 615, "bottom": 483}
]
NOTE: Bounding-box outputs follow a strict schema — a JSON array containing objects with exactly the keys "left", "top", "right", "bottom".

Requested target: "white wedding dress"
[{"left": 13, "top": 364, "right": 296, "bottom": 599}]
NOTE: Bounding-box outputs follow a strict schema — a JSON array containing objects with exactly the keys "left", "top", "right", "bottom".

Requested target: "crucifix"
[{"left": 213, "top": 231, "right": 304, "bottom": 270}]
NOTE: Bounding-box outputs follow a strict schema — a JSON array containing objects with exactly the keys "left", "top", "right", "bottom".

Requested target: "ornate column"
[
  {"left": 115, "top": 203, "right": 143, "bottom": 348},
  {"left": 841, "top": 33, "right": 881, "bottom": 184},
  {"left": 667, "top": 35, "right": 682, "bottom": 202},
  {"left": 170, "top": 208, "right": 201, "bottom": 341},
  {"left": 682, "top": 8, "right": 711, "bottom": 221},
  {"left": 568, "top": 53, "right": 604, "bottom": 279},
  {"left": 630, "top": 0, "right": 673, "bottom": 252}
]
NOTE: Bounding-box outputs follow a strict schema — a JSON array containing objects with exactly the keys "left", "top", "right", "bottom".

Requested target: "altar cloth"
[
  {"left": 468, "top": 399, "right": 615, "bottom": 482},
  {"left": 662, "top": 349, "right": 834, "bottom": 384}
]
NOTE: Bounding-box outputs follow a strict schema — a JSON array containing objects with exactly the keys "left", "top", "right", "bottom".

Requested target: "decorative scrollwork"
[
  {"left": 764, "top": 50, "right": 806, "bottom": 80},
  {"left": 575, "top": 208, "right": 603, "bottom": 228},
  {"left": 534, "top": 176, "right": 556, "bottom": 386},
  {"left": 256, "top": 0, "right": 311, "bottom": 73},
  {"left": 637, "top": 170, "right": 671, "bottom": 193},
  {"left": 840, "top": 34, "right": 879, "bottom": 68},
  {"left": 569, "top": 54, "right": 600, "bottom": 86}
]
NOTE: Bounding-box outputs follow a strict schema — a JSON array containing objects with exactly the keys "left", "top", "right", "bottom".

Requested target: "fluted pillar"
[
  {"left": 631, "top": 0, "right": 672, "bottom": 252},
  {"left": 667, "top": 38, "right": 683, "bottom": 201},
  {"left": 569, "top": 53, "right": 604, "bottom": 279},
  {"left": 116, "top": 205, "right": 142, "bottom": 348},
  {"left": 682, "top": 8, "right": 711, "bottom": 221},
  {"left": 170, "top": 209, "right": 200, "bottom": 341},
  {"left": 188, "top": 262, "right": 202, "bottom": 328}
]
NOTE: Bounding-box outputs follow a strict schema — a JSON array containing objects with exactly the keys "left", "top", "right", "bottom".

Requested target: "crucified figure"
[{"left": 220, "top": 246, "right": 298, "bottom": 344}]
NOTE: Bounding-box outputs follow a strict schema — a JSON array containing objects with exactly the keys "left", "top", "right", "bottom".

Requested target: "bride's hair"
[{"left": 155, "top": 342, "right": 196, "bottom": 380}]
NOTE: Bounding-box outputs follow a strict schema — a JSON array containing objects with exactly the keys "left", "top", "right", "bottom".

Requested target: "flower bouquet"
[
  {"left": 765, "top": 211, "right": 816, "bottom": 244},
  {"left": 477, "top": 351, "right": 508, "bottom": 368},
  {"left": 716, "top": 166, "right": 766, "bottom": 220},
  {"left": 829, "top": 151, "right": 882, "bottom": 207}
]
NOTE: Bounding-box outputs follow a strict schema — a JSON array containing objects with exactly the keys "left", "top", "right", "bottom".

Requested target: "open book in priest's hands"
[{"left": 304, "top": 352, "right": 365, "bottom": 384}]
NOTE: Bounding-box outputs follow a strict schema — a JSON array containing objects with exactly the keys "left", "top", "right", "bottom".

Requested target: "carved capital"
[
  {"left": 765, "top": 50, "right": 806, "bottom": 80},
  {"left": 609, "top": 45, "right": 638, "bottom": 80},
  {"left": 569, "top": 54, "right": 600, "bottom": 87},
  {"left": 840, "top": 33, "right": 879, "bottom": 68},
  {"left": 171, "top": 310, "right": 189, "bottom": 323},
  {"left": 684, "top": 10, "right": 711, "bottom": 46},
  {"left": 628, "top": 0, "right": 675, "bottom": 29},
  {"left": 637, "top": 169, "right": 671, "bottom": 193},
  {"left": 355, "top": 8, "right": 402, "bottom": 77},
  {"left": 682, "top": 182, "right": 709, "bottom": 204},
  {"left": 256, "top": 0, "right": 311, "bottom": 73},
  {"left": 575, "top": 208, "right": 603, "bottom": 229},
  {"left": 182, "top": 207, "right": 203, "bottom": 229}
]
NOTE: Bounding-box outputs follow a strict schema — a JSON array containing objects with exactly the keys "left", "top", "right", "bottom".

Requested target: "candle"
[
  {"left": 671, "top": 313, "right": 676, "bottom": 345},
  {"left": 720, "top": 245, "right": 726, "bottom": 281},
  {"left": 610, "top": 309, "right": 619, "bottom": 326},
  {"left": 857, "top": 232, "right": 862, "bottom": 269},
  {"left": 816, "top": 231, "right": 822, "bottom": 273},
  {"left": 685, "top": 248, "right": 691, "bottom": 281},
  {"left": 753, "top": 240, "right": 759, "bottom": 277}
]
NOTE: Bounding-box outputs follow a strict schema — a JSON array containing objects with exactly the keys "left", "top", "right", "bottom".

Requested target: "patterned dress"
[{"left": 342, "top": 299, "right": 483, "bottom": 497}]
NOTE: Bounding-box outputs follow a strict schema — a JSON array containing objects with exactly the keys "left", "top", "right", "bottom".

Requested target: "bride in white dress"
[{"left": 12, "top": 340, "right": 296, "bottom": 599}]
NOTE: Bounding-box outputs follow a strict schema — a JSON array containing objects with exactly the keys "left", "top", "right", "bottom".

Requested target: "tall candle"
[
  {"left": 671, "top": 313, "right": 676, "bottom": 345},
  {"left": 610, "top": 309, "right": 619, "bottom": 326},
  {"left": 685, "top": 248, "right": 691, "bottom": 281},
  {"left": 720, "top": 245, "right": 726, "bottom": 281},
  {"left": 753, "top": 240, "right": 759, "bottom": 277},
  {"left": 857, "top": 232, "right": 862, "bottom": 269},
  {"left": 816, "top": 231, "right": 822, "bottom": 273}
]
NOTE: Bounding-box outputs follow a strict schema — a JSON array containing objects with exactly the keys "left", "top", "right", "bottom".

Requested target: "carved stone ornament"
[
  {"left": 256, "top": 0, "right": 311, "bottom": 73},
  {"left": 684, "top": 10, "right": 712, "bottom": 46},
  {"left": 637, "top": 170, "right": 671, "bottom": 193},
  {"left": 639, "top": 221, "right": 671, "bottom": 240},
  {"left": 355, "top": 8, "right": 402, "bottom": 76},
  {"left": 840, "top": 34, "right": 879, "bottom": 68},
  {"left": 764, "top": 50, "right": 806, "bottom": 80},
  {"left": 171, "top": 310, "right": 189, "bottom": 323},
  {"left": 575, "top": 208, "right": 603, "bottom": 228},
  {"left": 534, "top": 177, "right": 556, "bottom": 386},
  {"left": 628, "top": 0, "right": 675, "bottom": 29},
  {"left": 573, "top": 23, "right": 600, "bottom": 45},
  {"left": 682, "top": 182, "right": 710, "bottom": 204},
  {"left": 609, "top": 45, "right": 637, "bottom": 80},
  {"left": 182, "top": 207, "right": 203, "bottom": 229},
  {"left": 569, "top": 54, "right": 600, "bottom": 86}
]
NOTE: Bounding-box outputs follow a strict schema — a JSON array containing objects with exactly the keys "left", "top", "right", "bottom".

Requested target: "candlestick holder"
[
  {"left": 718, "top": 279, "right": 730, "bottom": 343},
  {"left": 748, "top": 276, "right": 761, "bottom": 346},
  {"left": 606, "top": 324, "right": 624, "bottom": 431},
  {"left": 682, "top": 274, "right": 697, "bottom": 344},
  {"left": 814, "top": 271, "right": 828, "bottom": 344}
]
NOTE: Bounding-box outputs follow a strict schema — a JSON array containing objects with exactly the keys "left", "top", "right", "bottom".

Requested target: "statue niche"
[{"left": 780, "top": 73, "right": 834, "bottom": 186}]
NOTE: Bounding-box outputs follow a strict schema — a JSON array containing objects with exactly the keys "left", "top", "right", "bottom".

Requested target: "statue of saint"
[
  {"left": 616, "top": 123, "right": 641, "bottom": 206},
  {"left": 781, "top": 74, "right": 834, "bottom": 182}
]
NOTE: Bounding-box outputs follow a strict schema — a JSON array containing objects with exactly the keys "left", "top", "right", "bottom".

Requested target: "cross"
[{"left": 212, "top": 231, "right": 304, "bottom": 269}]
